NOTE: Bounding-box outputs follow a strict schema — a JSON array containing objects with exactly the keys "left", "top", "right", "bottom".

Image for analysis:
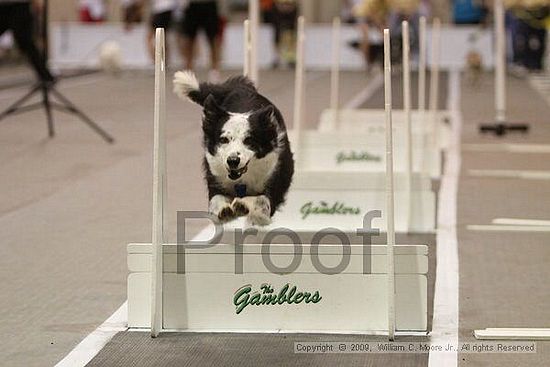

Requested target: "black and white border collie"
[{"left": 174, "top": 71, "right": 294, "bottom": 226}]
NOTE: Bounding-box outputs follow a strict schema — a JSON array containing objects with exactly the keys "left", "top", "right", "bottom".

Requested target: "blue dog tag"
[{"left": 234, "top": 184, "right": 247, "bottom": 198}]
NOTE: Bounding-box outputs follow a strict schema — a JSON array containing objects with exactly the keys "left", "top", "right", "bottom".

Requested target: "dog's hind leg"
[{"left": 210, "top": 195, "right": 236, "bottom": 223}]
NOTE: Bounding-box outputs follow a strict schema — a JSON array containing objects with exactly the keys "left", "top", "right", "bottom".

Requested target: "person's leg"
[
  {"left": 360, "top": 22, "right": 371, "bottom": 70},
  {"left": 0, "top": 4, "right": 13, "bottom": 37},
  {"left": 149, "top": 11, "right": 173, "bottom": 64},
  {"left": 10, "top": 3, "right": 54, "bottom": 82},
  {"left": 515, "top": 19, "right": 529, "bottom": 69},
  {"left": 147, "top": 26, "right": 155, "bottom": 62},
  {"left": 201, "top": 2, "right": 221, "bottom": 73},
  {"left": 538, "top": 29, "right": 547, "bottom": 70},
  {"left": 271, "top": 6, "right": 283, "bottom": 67},
  {"left": 182, "top": 36, "right": 196, "bottom": 69},
  {"left": 528, "top": 27, "right": 546, "bottom": 71},
  {"left": 178, "top": 4, "right": 199, "bottom": 69}
]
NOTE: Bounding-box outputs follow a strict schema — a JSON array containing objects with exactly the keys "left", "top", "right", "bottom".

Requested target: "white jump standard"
[
  {"left": 478, "top": 0, "right": 528, "bottom": 136},
  {"left": 127, "top": 28, "right": 429, "bottom": 339}
]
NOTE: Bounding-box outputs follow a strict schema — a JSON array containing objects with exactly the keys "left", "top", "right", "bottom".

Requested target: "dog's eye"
[
  {"left": 220, "top": 137, "right": 230, "bottom": 144},
  {"left": 243, "top": 137, "right": 253, "bottom": 146}
]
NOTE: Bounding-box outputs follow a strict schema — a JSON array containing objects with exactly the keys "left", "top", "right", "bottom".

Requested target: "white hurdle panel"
[
  {"left": 128, "top": 242, "right": 428, "bottom": 333},
  {"left": 128, "top": 27, "right": 428, "bottom": 338},
  {"left": 316, "top": 111, "right": 445, "bottom": 179}
]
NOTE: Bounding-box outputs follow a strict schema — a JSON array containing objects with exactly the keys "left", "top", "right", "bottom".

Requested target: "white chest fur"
[{"left": 206, "top": 151, "right": 279, "bottom": 196}]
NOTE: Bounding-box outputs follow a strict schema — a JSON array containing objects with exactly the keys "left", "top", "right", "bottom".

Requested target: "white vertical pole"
[
  {"left": 249, "top": 0, "right": 260, "bottom": 85},
  {"left": 293, "top": 16, "right": 305, "bottom": 155},
  {"left": 383, "top": 28, "right": 396, "bottom": 341},
  {"left": 330, "top": 17, "right": 341, "bottom": 128},
  {"left": 402, "top": 21, "right": 413, "bottom": 232},
  {"left": 418, "top": 16, "right": 429, "bottom": 175},
  {"left": 151, "top": 28, "right": 166, "bottom": 338},
  {"left": 418, "top": 16, "right": 427, "bottom": 112},
  {"left": 495, "top": 0, "right": 506, "bottom": 122},
  {"left": 243, "top": 19, "right": 251, "bottom": 77},
  {"left": 429, "top": 18, "right": 441, "bottom": 149}
]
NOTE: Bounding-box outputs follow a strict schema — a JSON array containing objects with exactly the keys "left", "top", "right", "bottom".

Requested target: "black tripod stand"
[{"left": 0, "top": 0, "right": 114, "bottom": 143}]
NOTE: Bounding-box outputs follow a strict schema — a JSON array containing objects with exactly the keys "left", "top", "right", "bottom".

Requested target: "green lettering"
[
  {"left": 300, "top": 202, "right": 313, "bottom": 219},
  {"left": 233, "top": 286, "right": 251, "bottom": 314}
]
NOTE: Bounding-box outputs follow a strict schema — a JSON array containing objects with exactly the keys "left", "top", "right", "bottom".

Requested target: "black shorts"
[
  {"left": 151, "top": 10, "right": 173, "bottom": 29},
  {"left": 180, "top": 1, "right": 219, "bottom": 42}
]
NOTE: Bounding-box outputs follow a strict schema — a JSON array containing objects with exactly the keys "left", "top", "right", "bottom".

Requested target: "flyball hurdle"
[
  {"left": 127, "top": 28, "right": 428, "bottom": 340},
  {"left": 318, "top": 17, "right": 450, "bottom": 167},
  {"left": 282, "top": 18, "right": 435, "bottom": 233}
]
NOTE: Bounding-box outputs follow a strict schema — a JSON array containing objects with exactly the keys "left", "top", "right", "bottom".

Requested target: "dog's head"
[{"left": 202, "top": 95, "right": 279, "bottom": 181}]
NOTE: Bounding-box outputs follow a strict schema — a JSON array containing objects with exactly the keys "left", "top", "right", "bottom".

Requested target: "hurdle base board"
[
  {"left": 288, "top": 130, "right": 442, "bottom": 178},
  {"left": 318, "top": 109, "right": 452, "bottom": 151},
  {"left": 128, "top": 243, "right": 428, "bottom": 333}
]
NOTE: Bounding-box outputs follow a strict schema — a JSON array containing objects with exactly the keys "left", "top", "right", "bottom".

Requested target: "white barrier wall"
[{"left": 50, "top": 22, "right": 494, "bottom": 71}]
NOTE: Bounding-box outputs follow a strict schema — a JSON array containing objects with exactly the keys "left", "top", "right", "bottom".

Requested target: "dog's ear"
[
  {"left": 203, "top": 94, "right": 227, "bottom": 122},
  {"left": 249, "top": 106, "right": 279, "bottom": 157},
  {"left": 251, "top": 105, "right": 278, "bottom": 130},
  {"left": 202, "top": 95, "right": 228, "bottom": 138}
]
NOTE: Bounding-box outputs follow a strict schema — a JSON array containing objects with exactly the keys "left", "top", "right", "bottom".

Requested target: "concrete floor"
[{"left": 1, "top": 67, "right": 549, "bottom": 367}]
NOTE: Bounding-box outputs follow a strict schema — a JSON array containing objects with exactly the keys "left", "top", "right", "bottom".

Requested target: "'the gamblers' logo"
[
  {"left": 336, "top": 150, "right": 381, "bottom": 164},
  {"left": 300, "top": 201, "right": 361, "bottom": 219},
  {"left": 233, "top": 283, "right": 322, "bottom": 314}
]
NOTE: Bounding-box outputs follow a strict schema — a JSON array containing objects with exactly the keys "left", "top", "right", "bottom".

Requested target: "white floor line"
[
  {"left": 54, "top": 302, "right": 128, "bottom": 367},
  {"left": 475, "top": 328, "right": 550, "bottom": 340},
  {"left": 428, "top": 69, "right": 461, "bottom": 367},
  {"left": 343, "top": 71, "right": 384, "bottom": 109},
  {"left": 468, "top": 169, "right": 550, "bottom": 180},
  {"left": 462, "top": 143, "right": 550, "bottom": 154},
  {"left": 467, "top": 224, "right": 550, "bottom": 232},
  {"left": 492, "top": 218, "right": 550, "bottom": 226}
]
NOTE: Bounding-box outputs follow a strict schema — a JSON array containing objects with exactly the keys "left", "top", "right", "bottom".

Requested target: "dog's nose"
[{"left": 227, "top": 156, "right": 240, "bottom": 169}]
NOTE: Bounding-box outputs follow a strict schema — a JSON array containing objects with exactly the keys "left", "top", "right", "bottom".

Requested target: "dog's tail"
[
  {"left": 173, "top": 70, "right": 204, "bottom": 104},
  {"left": 173, "top": 70, "right": 256, "bottom": 106}
]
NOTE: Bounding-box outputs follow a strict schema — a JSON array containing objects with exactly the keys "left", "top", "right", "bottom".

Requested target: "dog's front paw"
[
  {"left": 217, "top": 206, "right": 236, "bottom": 222},
  {"left": 246, "top": 196, "right": 272, "bottom": 227},
  {"left": 209, "top": 195, "right": 236, "bottom": 223},
  {"left": 231, "top": 198, "right": 250, "bottom": 217}
]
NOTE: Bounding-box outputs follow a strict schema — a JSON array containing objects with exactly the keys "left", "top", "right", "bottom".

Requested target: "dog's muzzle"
[{"left": 228, "top": 162, "right": 249, "bottom": 180}]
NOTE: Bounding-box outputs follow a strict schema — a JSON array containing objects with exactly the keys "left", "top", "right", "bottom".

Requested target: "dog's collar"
[{"left": 234, "top": 184, "right": 247, "bottom": 198}]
